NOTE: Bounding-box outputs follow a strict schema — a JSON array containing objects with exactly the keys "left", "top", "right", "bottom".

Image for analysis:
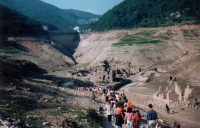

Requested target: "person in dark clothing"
[
  {"left": 166, "top": 104, "right": 170, "bottom": 114},
  {"left": 122, "top": 93, "right": 127, "bottom": 100},
  {"left": 105, "top": 101, "right": 112, "bottom": 122},
  {"left": 105, "top": 95, "right": 109, "bottom": 102},
  {"left": 146, "top": 104, "right": 158, "bottom": 128},
  {"left": 103, "top": 88, "right": 106, "bottom": 94},
  {"left": 113, "top": 93, "right": 116, "bottom": 98},
  {"left": 114, "top": 103, "right": 124, "bottom": 128},
  {"left": 92, "top": 91, "right": 96, "bottom": 100}
]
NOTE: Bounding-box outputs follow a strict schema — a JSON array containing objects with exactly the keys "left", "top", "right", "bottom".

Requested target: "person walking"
[
  {"left": 166, "top": 104, "right": 170, "bottom": 114},
  {"left": 146, "top": 104, "right": 158, "bottom": 128},
  {"left": 114, "top": 103, "right": 124, "bottom": 128},
  {"left": 92, "top": 91, "right": 96, "bottom": 100},
  {"left": 110, "top": 102, "right": 115, "bottom": 122},
  {"left": 105, "top": 101, "right": 112, "bottom": 122},
  {"left": 105, "top": 94, "right": 109, "bottom": 102},
  {"left": 132, "top": 110, "right": 142, "bottom": 128},
  {"left": 127, "top": 99, "right": 133, "bottom": 109},
  {"left": 124, "top": 107, "right": 133, "bottom": 128}
]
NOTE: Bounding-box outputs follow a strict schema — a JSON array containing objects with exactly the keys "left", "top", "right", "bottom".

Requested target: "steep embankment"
[
  {"left": 1, "top": 37, "right": 75, "bottom": 73},
  {"left": 73, "top": 30, "right": 126, "bottom": 65},
  {"left": 73, "top": 25, "right": 200, "bottom": 84}
]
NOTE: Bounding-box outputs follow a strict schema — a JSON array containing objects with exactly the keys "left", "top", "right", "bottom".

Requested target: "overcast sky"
[{"left": 41, "top": 0, "right": 123, "bottom": 15}]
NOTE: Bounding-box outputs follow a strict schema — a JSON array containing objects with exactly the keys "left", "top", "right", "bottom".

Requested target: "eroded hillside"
[
  {"left": 73, "top": 25, "right": 200, "bottom": 84},
  {"left": 1, "top": 25, "right": 200, "bottom": 128},
  {"left": 1, "top": 37, "right": 75, "bottom": 73}
]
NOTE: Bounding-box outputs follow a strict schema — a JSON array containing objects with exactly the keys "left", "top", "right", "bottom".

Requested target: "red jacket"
[{"left": 132, "top": 113, "right": 141, "bottom": 124}]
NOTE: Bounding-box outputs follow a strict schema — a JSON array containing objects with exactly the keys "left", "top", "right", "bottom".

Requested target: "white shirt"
[
  {"left": 99, "top": 88, "right": 103, "bottom": 93},
  {"left": 106, "top": 104, "right": 111, "bottom": 115},
  {"left": 116, "top": 94, "right": 119, "bottom": 101}
]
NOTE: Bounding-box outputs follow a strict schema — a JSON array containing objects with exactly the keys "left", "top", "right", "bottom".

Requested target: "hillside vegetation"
[
  {"left": 0, "top": 0, "right": 100, "bottom": 30},
  {"left": 0, "top": 4, "right": 50, "bottom": 36},
  {"left": 91, "top": 0, "right": 200, "bottom": 31}
]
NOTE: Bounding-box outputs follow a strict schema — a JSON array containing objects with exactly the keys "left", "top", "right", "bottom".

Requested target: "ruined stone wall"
[
  {"left": 152, "top": 77, "right": 197, "bottom": 108},
  {"left": 153, "top": 93, "right": 169, "bottom": 107},
  {"left": 184, "top": 85, "right": 193, "bottom": 101},
  {"left": 123, "top": 68, "right": 130, "bottom": 75},
  {"left": 96, "top": 70, "right": 113, "bottom": 83},
  {"left": 174, "top": 84, "right": 182, "bottom": 102},
  {"left": 167, "top": 90, "right": 179, "bottom": 106}
]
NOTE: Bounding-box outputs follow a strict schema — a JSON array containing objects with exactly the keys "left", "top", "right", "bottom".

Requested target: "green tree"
[{"left": 90, "top": 0, "right": 199, "bottom": 31}]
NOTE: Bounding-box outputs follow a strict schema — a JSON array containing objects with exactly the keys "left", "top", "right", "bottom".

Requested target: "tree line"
[
  {"left": 91, "top": 0, "right": 200, "bottom": 31},
  {"left": 0, "top": 4, "right": 58, "bottom": 37}
]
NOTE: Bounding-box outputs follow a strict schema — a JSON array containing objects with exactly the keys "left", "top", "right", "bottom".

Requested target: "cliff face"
[{"left": 73, "top": 25, "right": 200, "bottom": 84}]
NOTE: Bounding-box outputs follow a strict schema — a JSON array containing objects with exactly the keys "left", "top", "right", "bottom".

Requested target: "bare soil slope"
[
  {"left": 74, "top": 25, "right": 200, "bottom": 84},
  {"left": 4, "top": 37, "right": 75, "bottom": 72}
]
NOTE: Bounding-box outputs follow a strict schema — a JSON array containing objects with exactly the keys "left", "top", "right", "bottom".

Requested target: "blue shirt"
[{"left": 147, "top": 110, "right": 158, "bottom": 120}]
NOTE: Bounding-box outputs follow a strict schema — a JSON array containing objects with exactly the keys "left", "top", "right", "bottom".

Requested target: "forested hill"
[
  {"left": 0, "top": 0, "right": 100, "bottom": 30},
  {"left": 91, "top": 0, "right": 200, "bottom": 31},
  {"left": 0, "top": 4, "right": 52, "bottom": 37}
]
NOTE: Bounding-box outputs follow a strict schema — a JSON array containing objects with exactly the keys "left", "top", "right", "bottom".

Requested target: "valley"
[
  {"left": 1, "top": 0, "right": 200, "bottom": 127},
  {"left": 74, "top": 25, "right": 200, "bottom": 82},
  {"left": 1, "top": 24, "right": 200, "bottom": 127}
]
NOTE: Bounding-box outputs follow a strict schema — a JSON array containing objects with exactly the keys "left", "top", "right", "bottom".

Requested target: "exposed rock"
[
  {"left": 13, "top": 86, "right": 20, "bottom": 90},
  {"left": 27, "top": 88, "right": 31, "bottom": 92},
  {"left": 58, "top": 118, "right": 74, "bottom": 128},
  {"left": 3, "top": 120, "right": 12, "bottom": 127},
  {"left": 54, "top": 98, "right": 58, "bottom": 102},
  {"left": 26, "top": 115, "right": 31, "bottom": 118},
  {"left": 43, "top": 122, "right": 49, "bottom": 126}
]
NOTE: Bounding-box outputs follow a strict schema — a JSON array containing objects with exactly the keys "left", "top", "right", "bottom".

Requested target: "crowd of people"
[
  {"left": 76, "top": 84, "right": 161, "bottom": 128},
  {"left": 102, "top": 88, "right": 160, "bottom": 128}
]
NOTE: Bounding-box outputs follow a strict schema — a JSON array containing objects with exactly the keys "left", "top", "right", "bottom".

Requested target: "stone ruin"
[
  {"left": 153, "top": 77, "right": 197, "bottom": 108},
  {"left": 90, "top": 64, "right": 114, "bottom": 83},
  {"left": 70, "top": 60, "right": 134, "bottom": 83},
  {"left": 90, "top": 61, "right": 132, "bottom": 83}
]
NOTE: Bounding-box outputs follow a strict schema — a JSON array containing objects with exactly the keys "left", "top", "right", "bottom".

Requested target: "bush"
[{"left": 87, "top": 109, "right": 102, "bottom": 128}]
